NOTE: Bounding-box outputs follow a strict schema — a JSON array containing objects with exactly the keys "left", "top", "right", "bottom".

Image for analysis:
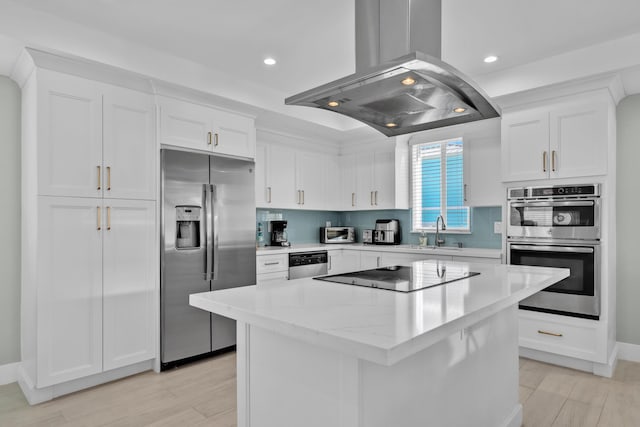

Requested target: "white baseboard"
[
  {"left": 0, "top": 362, "right": 19, "bottom": 385},
  {"left": 618, "top": 341, "right": 640, "bottom": 362}
]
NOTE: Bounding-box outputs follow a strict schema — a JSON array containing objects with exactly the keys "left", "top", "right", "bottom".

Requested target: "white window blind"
[{"left": 411, "top": 138, "right": 469, "bottom": 232}]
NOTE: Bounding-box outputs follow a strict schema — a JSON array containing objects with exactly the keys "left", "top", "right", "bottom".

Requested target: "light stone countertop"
[
  {"left": 256, "top": 243, "right": 502, "bottom": 259},
  {"left": 190, "top": 261, "right": 568, "bottom": 365}
]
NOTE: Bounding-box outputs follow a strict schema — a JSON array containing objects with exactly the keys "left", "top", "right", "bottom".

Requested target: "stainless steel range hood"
[{"left": 285, "top": 0, "right": 500, "bottom": 137}]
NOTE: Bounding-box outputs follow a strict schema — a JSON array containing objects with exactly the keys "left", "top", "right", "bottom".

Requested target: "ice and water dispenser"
[{"left": 175, "top": 206, "right": 201, "bottom": 249}]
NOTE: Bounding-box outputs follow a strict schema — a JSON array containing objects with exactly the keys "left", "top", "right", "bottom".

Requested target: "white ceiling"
[{"left": 3, "top": 0, "right": 640, "bottom": 136}]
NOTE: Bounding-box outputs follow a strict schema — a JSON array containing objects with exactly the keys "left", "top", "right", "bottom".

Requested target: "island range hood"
[{"left": 285, "top": 0, "right": 500, "bottom": 137}]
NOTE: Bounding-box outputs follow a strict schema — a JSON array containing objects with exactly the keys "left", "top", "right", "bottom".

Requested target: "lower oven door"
[{"left": 508, "top": 241, "right": 600, "bottom": 319}]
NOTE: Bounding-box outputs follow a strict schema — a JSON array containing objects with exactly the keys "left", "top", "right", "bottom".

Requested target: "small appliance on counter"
[
  {"left": 320, "top": 226, "right": 355, "bottom": 244},
  {"left": 362, "top": 229, "right": 374, "bottom": 244},
  {"left": 374, "top": 219, "right": 401, "bottom": 245},
  {"left": 269, "top": 220, "right": 290, "bottom": 247}
]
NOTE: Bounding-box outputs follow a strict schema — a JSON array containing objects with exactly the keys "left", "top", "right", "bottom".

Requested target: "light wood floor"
[{"left": 2, "top": 353, "right": 640, "bottom": 426}]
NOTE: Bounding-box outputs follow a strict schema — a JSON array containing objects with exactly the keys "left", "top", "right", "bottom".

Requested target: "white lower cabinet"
[
  {"left": 327, "top": 249, "right": 361, "bottom": 275},
  {"left": 36, "top": 197, "right": 156, "bottom": 387},
  {"left": 518, "top": 310, "right": 606, "bottom": 363},
  {"left": 103, "top": 200, "right": 157, "bottom": 371},
  {"left": 256, "top": 253, "right": 289, "bottom": 284}
]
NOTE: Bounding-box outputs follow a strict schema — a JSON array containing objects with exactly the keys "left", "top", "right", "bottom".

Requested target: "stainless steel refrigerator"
[{"left": 161, "top": 149, "right": 256, "bottom": 369}]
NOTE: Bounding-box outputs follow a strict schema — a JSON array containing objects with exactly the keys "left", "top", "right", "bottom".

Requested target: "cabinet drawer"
[
  {"left": 256, "top": 254, "right": 288, "bottom": 274},
  {"left": 518, "top": 312, "right": 598, "bottom": 362},
  {"left": 256, "top": 271, "right": 289, "bottom": 284}
]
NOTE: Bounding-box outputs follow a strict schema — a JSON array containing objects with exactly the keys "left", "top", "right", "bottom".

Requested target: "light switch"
[{"left": 493, "top": 221, "right": 502, "bottom": 234}]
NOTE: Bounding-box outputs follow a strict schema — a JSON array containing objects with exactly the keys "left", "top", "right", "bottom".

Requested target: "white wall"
[
  {"left": 0, "top": 75, "right": 21, "bottom": 365},
  {"left": 616, "top": 94, "right": 640, "bottom": 345}
]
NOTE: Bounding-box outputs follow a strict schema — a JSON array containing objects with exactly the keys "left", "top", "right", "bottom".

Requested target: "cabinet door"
[
  {"left": 501, "top": 110, "right": 550, "bottom": 182},
  {"left": 267, "top": 144, "right": 297, "bottom": 208},
  {"left": 103, "top": 200, "right": 157, "bottom": 371},
  {"left": 212, "top": 109, "right": 256, "bottom": 159},
  {"left": 296, "top": 151, "right": 326, "bottom": 210},
  {"left": 37, "top": 197, "right": 103, "bottom": 387},
  {"left": 372, "top": 150, "right": 395, "bottom": 209},
  {"left": 38, "top": 70, "right": 102, "bottom": 197},
  {"left": 103, "top": 87, "right": 156, "bottom": 200},
  {"left": 360, "top": 251, "right": 381, "bottom": 269},
  {"left": 340, "top": 155, "right": 358, "bottom": 210},
  {"left": 549, "top": 102, "right": 608, "bottom": 179},
  {"left": 255, "top": 141, "right": 269, "bottom": 207},
  {"left": 325, "top": 155, "right": 341, "bottom": 210},
  {"left": 159, "top": 97, "right": 213, "bottom": 151},
  {"left": 464, "top": 136, "right": 502, "bottom": 206},
  {"left": 356, "top": 152, "right": 375, "bottom": 209}
]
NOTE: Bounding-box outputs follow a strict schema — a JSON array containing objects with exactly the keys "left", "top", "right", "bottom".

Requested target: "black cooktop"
[{"left": 313, "top": 260, "right": 480, "bottom": 292}]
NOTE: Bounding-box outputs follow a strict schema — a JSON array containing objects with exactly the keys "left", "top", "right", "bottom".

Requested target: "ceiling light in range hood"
[{"left": 285, "top": 0, "right": 501, "bottom": 137}]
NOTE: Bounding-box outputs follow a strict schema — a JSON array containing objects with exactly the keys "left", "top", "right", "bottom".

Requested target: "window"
[{"left": 411, "top": 138, "right": 469, "bottom": 232}]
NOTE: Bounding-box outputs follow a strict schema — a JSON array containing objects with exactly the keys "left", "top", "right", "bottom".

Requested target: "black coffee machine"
[{"left": 269, "top": 220, "right": 290, "bottom": 247}]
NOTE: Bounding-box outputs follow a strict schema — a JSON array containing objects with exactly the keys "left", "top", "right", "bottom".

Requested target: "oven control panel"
[{"left": 508, "top": 184, "right": 600, "bottom": 199}]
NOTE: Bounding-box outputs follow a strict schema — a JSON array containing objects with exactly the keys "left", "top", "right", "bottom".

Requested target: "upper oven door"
[{"left": 507, "top": 199, "right": 600, "bottom": 240}]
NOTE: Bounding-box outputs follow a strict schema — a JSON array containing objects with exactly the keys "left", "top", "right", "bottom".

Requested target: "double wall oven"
[{"left": 507, "top": 184, "right": 601, "bottom": 320}]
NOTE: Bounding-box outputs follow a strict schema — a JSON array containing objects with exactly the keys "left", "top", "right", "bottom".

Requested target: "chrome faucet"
[{"left": 435, "top": 215, "right": 447, "bottom": 247}]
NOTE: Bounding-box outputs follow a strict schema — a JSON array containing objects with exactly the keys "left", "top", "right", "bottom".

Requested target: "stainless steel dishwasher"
[{"left": 288, "top": 251, "right": 328, "bottom": 279}]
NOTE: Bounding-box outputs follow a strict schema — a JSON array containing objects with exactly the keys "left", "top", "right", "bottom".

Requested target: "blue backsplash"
[{"left": 256, "top": 206, "right": 502, "bottom": 249}]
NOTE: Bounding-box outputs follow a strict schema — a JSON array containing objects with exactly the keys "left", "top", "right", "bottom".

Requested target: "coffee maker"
[
  {"left": 374, "top": 219, "right": 401, "bottom": 245},
  {"left": 269, "top": 220, "right": 290, "bottom": 247}
]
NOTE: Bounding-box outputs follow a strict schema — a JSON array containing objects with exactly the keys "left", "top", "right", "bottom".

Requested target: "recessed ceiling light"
[
  {"left": 264, "top": 57, "right": 277, "bottom": 66},
  {"left": 453, "top": 107, "right": 466, "bottom": 113},
  {"left": 483, "top": 55, "right": 498, "bottom": 63},
  {"left": 386, "top": 122, "right": 398, "bottom": 128},
  {"left": 401, "top": 76, "right": 416, "bottom": 86},
  {"left": 327, "top": 101, "right": 339, "bottom": 107}
]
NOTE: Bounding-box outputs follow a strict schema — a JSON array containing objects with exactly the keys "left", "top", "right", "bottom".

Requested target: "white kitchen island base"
[{"left": 236, "top": 305, "right": 521, "bottom": 427}]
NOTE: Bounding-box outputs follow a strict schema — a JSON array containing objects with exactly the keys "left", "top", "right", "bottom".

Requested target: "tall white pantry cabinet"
[{"left": 16, "top": 56, "right": 157, "bottom": 402}]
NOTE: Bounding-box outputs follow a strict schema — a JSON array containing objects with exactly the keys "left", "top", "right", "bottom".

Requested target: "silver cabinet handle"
[
  {"left": 552, "top": 150, "right": 557, "bottom": 172},
  {"left": 351, "top": 192, "right": 355, "bottom": 207},
  {"left": 543, "top": 151, "right": 548, "bottom": 172},
  {"left": 106, "top": 166, "right": 111, "bottom": 191},
  {"left": 97, "top": 166, "right": 101, "bottom": 190},
  {"left": 297, "top": 190, "right": 301, "bottom": 205},
  {"left": 376, "top": 256, "right": 380, "bottom": 267},
  {"left": 328, "top": 256, "right": 332, "bottom": 270},
  {"left": 214, "top": 133, "right": 219, "bottom": 147},
  {"left": 538, "top": 330, "right": 563, "bottom": 337},
  {"left": 264, "top": 262, "right": 280, "bottom": 266},
  {"left": 302, "top": 190, "right": 305, "bottom": 205},
  {"left": 464, "top": 184, "right": 468, "bottom": 202},
  {"left": 374, "top": 190, "right": 378, "bottom": 206},
  {"left": 267, "top": 186, "right": 272, "bottom": 203},
  {"left": 107, "top": 206, "right": 111, "bottom": 231},
  {"left": 207, "top": 131, "right": 213, "bottom": 145},
  {"left": 96, "top": 206, "right": 102, "bottom": 230},
  {"left": 370, "top": 191, "right": 374, "bottom": 206}
]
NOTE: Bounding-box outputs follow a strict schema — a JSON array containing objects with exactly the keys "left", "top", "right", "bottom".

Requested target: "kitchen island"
[{"left": 190, "top": 260, "right": 569, "bottom": 427}]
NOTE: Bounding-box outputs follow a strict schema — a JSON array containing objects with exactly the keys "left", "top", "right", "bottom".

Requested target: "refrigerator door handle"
[
  {"left": 211, "top": 184, "right": 220, "bottom": 281},
  {"left": 204, "top": 184, "right": 214, "bottom": 280}
]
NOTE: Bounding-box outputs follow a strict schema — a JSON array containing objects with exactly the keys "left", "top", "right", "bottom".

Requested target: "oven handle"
[
  {"left": 509, "top": 200, "right": 595, "bottom": 208},
  {"left": 510, "top": 200, "right": 596, "bottom": 208},
  {"left": 510, "top": 244, "right": 594, "bottom": 254}
]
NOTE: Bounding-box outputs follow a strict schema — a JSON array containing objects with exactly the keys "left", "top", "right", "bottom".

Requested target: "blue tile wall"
[{"left": 257, "top": 206, "right": 502, "bottom": 249}]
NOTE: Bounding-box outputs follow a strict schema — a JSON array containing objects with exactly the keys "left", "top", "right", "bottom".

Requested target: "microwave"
[{"left": 320, "top": 227, "right": 355, "bottom": 244}]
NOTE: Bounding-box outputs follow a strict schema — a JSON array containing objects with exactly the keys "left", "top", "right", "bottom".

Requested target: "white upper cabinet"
[
  {"left": 501, "top": 91, "right": 611, "bottom": 182},
  {"left": 103, "top": 86, "right": 156, "bottom": 200},
  {"left": 343, "top": 149, "right": 396, "bottom": 210},
  {"left": 37, "top": 70, "right": 103, "bottom": 198},
  {"left": 463, "top": 129, "right": 503, "bottom": 207},
  {"left": 295, "top": 151, "right": 327, "bottom": 210},
  {"left": 37, "top": 70, "right": 156, "bottom": 200},
  {"left": 159, "top": 96, "right": 256, "bottom": 159},
  {"left": 255, "top": 141, "right": 296, "bottom": 208}
]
